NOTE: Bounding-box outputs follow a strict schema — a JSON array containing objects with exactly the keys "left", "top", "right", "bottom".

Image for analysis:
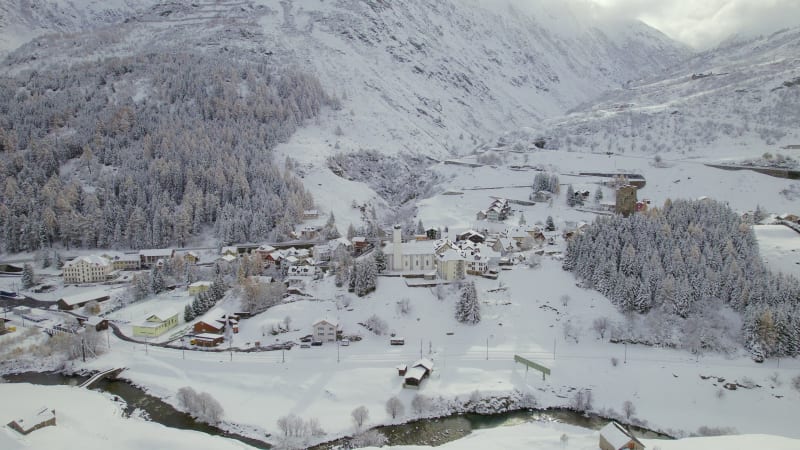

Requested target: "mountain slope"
[
  {"left": 520, "top": 27, "right": 800, "bottom": 158},
  {"left": 1, "top": 0, "right": 690, "bottom": 160}
]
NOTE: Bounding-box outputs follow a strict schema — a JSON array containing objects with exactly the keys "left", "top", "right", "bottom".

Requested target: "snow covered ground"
[
  {"left": 754, "top": 225, "right": 800, "bottom": 274},
  {"left": 0, "top": 383, "right": 254, "bottom": 450}
]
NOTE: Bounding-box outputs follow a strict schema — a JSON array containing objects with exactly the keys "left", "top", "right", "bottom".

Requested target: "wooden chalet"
[
  {"left": 192, "top": 333, "right": 225, "bottom": 348},
  {"left": 193, "top": 320, "right": 224, "bottom": 334},
  {"left": 403, "top": 358, "right": 434, "bottom": 388},
  {"left": 84, "top": 316, "right": 109, "bottom": 331}
]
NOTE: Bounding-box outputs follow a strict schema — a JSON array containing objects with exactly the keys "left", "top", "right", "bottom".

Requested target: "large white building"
[
  {"left": 383, "top": 225, "right": 437, "bottom": 272},
  {"left": 62, "top": 255, "right": 112, "bottom": 284}
]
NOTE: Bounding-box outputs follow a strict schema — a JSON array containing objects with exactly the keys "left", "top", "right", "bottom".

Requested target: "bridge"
[{"left": 79, "top": 368, "right": 126, "bottom": 389}]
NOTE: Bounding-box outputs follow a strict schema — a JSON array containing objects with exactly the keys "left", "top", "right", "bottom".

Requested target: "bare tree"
[
  {"left": 411, "top": 394, "right": 431, "bottom": 415},
  {"left": 622, "top": 400, "right": 636, "bottom": 419},
  {"left": 592, "top": 317, "right": 610, "bottom": 339},
  {"left": 351, "top": 405, "right": 369, "bottom": 430},
  {"left": 385, "top": 396, "right": 404, "bottom": 419},
  {"left": 176, "top": 387, "right": 224, "bottom": 424}
]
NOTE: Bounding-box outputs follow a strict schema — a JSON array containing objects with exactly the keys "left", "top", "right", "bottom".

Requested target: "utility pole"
[
  {"left": 420, "top": 338, "right": 423, "bottom": 359},
  {"left": 337, "top": 341, "right": 340, "bottom": 363},
  {"left": 553, "top": 337, "right": 556, "bottom": 360},
  {"left": 282, "top": 348, "right": 285, "bottom": 364},
  {"left": 181, "top": 338, "right": 185, "bottom": 360},
  {"left": 486, "top": 337, "right": 489, "bottom": 360},
  {"left": 81, "top": 337, "right": 86, "bottom": 363},
  {"left": 624, "top": 343, "right": 627, "bottom": 364}
]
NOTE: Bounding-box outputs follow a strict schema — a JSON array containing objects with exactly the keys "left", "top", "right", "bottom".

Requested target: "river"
[{"left": 6, "top": 371, "right": 671, "bottom": 449}]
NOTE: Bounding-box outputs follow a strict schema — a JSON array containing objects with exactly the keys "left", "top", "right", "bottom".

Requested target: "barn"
[{"left": 599, "top": 421, "right": 645, "bottom": 450}]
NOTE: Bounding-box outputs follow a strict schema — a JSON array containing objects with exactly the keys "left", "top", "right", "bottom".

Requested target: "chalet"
[
  {"left": 183, "top": 251, "right": 200, "bottom": 265},
  {"left": 425, "top": 227, "right": 440, "bottom": 240},
  {"left": 193, "top": 320, "right": 224, "bottom": 334},
  {"left": 778, "top": 213, "right": 800, "bottom": 223},
  {"left": 331, "top": 237, "right": 353, "bottom": 253},
  {"left": 188, "top": 281, "right": 212, "bottom": 295},
  {"left": 598, "top": 421, "right": 645, "bottom": 450},
  {"left": 192, "top": 333, "right": 224, "bottom": 348},
  {"left": 220, "top": 246, "right": 238, "bottom": 257},
  {"left": 476, "top": 210, "right": 488, "bottom": 221},
  {"left": 403, "top": 358, "right": 434, "bottom": 388},
  {"left": 132, "top": 310, "right": 179, "bottom": 337},
  {"left": 111, "top": 253, "right": 141, "bottom": 271},
  {"left": 312, "top": 319, "right": 338, "bottom": 343},
  {"left": 254, "top": 244, "right": 277, "bottom": 260},
  {"left": 264, "top": 251, "right": 283, "bottom": 268},
  {"left": 303, "top": 209, "right": 320, "bottom": 220},
  {"left": 352, "top": 236, "right": 369, "bottom": 252},
  {"left": 57, "top": 292, "right": 111, "bottom": 311},
  {"left": 139, "top": 249, "right": 175, "bottom": 268},
  {"left": 84, "top": 316, "right": 108, "bottom": 331},
  {"left": 7, "top": 408, "right": 56, "bottom": 435},
  {"left": 62, "top": 255, "right": 112, "bottom": 284},
  {"left": 456, "top": 230, "right": 485, "bottom": 244}
]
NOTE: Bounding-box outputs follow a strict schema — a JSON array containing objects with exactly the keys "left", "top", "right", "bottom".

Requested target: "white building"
[
  {"left": 436, "top": 248, "right": 466, "bottom": 281},
  {"left": 62, "top": 255, "right": 112, "bottom": 284},
  {"left": 312, "top": 319, "right": 338, "bottom": 343},
  {"left": 383, "top": 225, "right": 436, "bottom": 272}
]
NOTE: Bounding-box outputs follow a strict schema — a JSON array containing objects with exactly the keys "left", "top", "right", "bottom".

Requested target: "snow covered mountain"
[
  {"left": 0, "top": 0, "right": 159, "bottom": 56},
  {"left": 517, "top": 26, "right": 800, "bottom": 159},
  {"left": 1, "top": 0, "right": 690, "bottom": 160}
]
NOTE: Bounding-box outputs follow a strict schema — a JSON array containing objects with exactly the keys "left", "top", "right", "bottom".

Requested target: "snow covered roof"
[
  {"left": 114, "top": 253, "right": 140, "bottom": 262},
  {"left": 146, "top": 309, "right": 178, "bottom": 323},
  {"left": 139, "top": 249, "right": 173, "bottom": 257},
  {"left": 59, "top": 291, "right": 109, "bottom": 306},
  {"left": 85, "top": 316, "right": 105, "bottom": 326},
  {"left": 194, "top": 333, "right": 224, "bottom": 340},
  {"left": 189, "top": 281, "right": 212, "bottom": 287},
  {"left": 333, "top": 237, "right": 352, "bottom": 247},
  {"left": 412, "top": 358, "right": 434, "bottom": 371},
  {"left": 11, "top": 407, "right": 55, "bottom": 430},
  {"left": 404, "top": 366, "right": 427, "bottom": 382},
  {"left": 383, "top": 241, "right": 436, "bottom": 256},
  {"left": 64, "top": 255, "right": 110, "bottom": 267},
  {"left": 220, "top": 254, "right": 237, "bottom": 263},
  {"left": 313, "top": 318, "right": 338, "bottom": 327},
  {"left": 438, "top": 249, "right": 466, "bottom": 262},
  {"left": 599, "top": 421, "right": 641, "bottom": 449}
]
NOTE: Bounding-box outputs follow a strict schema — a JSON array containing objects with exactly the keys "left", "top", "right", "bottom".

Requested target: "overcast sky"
[{"left": 589, "top": 0, "right": 800, "bottom": 49}]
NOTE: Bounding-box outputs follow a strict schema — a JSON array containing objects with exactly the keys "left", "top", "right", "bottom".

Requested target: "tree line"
[
  {"left": 0, "top": 50, "right": 332, "bottom": 252},
  {"left": 564, "top": 198, "right": 800, "bottom": 359}
]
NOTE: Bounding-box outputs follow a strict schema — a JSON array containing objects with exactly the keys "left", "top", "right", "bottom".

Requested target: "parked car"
[
  {"left": 390, "top": 337, "right": 405, "bottom": 346},
  {"left": 340, "top": 339, "right": 350, "bottom": 346},
  {"left": 311, "top": 340, "right": 323, "bottom": 346},
  {"left": 300, "top": 344, "right": 310, "bottom": 349}
]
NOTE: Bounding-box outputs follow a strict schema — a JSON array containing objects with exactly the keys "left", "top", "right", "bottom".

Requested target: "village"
[{"left": 2, "top": 157, "right": 800, "bottom": 448}]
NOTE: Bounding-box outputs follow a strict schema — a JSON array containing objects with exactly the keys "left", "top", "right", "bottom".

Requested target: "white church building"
[{"left": 383, "top": 225, "right": 437, "bottom": 272}]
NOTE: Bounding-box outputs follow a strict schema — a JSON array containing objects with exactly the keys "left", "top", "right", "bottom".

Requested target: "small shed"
[
  {"left": 599, "top": 421, "right": 645, "bottom": 450},
  {"left": 7, "top": 408, "right": 56, "bottom": 435},
  {"left": 192, "top": 333, "right": 225, "bottom": 348},
  {"left": 84, "top": 316, "right": 109, "bottom": 331},
  {"left": 403, "top": 358, "right": 434, "bottom": 388},
  {"left": 396, "top": 364, "right": 408, "bottom": 376}
]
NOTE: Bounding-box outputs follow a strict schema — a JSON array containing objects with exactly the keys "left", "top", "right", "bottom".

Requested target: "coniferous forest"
[
  {"left": 0, "top": 51, "right": 331, "bottom": 251},
  {"left": 564, "top": 199, "right": 800, "bottom": 359}
]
